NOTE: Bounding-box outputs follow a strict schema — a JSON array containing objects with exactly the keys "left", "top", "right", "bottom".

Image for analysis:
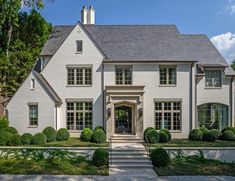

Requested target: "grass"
[
  {"left": 151, "top": 139, "right": 235, "bottom": 147},
  {"left": 44, "top": 137, "right": 108, "bottom": 147},
  {"left": 0, "top": 157, "right": 108, "bottom": 175},
  {"left": 155, "top": 159, "right": 235, "bottom": 176}
]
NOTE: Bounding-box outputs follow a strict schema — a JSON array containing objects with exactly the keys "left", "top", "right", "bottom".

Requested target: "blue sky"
[{"left": 40, "top": 0, "right": 235, "bottom": 63}]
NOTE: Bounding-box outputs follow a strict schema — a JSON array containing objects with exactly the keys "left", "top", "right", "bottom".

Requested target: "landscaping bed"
[
  {"left": 155, "top": 158, "right": 235, "bottom": 176},
  {"left": 151, "top": 139, "right": 235, "bottom": 147}
]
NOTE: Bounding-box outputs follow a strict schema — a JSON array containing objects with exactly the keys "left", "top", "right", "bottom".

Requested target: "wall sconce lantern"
[
  {"left": 138, "top": 96, "right": 142, "bottom": 105},
  {"left": 107, "top": 108, "right": 111, "bottom": 118},
  {"left": 138, "top": 108, "right": 143, "bottom": 117}
]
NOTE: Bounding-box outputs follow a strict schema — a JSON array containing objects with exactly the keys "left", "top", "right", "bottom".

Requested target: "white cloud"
[
  {"left": 210, "top": 32, "right": 235, "bottom": 64},
  {"left": 227, "top": 0, "right": 235, "bottom": 14}
]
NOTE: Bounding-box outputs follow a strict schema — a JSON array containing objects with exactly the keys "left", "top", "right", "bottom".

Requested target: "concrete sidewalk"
[{"left": 0, "top": 175, "right": 235, "bottom": 181}]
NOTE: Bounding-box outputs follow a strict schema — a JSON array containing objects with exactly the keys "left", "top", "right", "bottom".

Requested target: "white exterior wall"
[
  {"left": 7, "top": 73, "right": 55, "bottom": 135},
  {"left": 104, "top": 63, "right": 192, "bottom": 138},
  {"left": 41, "top": 24, "right": 104, "bottom": 136}
]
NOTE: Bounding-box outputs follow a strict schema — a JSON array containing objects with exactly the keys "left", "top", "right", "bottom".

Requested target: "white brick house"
[{"left": 6, "top": 6, "right": 235, "bottom": 138}]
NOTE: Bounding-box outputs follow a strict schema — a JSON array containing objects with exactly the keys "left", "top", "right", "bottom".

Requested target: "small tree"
[{"left": 231, "top": 60, "right": 235, "bottom": 71}]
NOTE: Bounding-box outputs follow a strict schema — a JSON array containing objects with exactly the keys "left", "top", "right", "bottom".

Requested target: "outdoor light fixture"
[
  {"left": 138, "top": 96, "right": 142, "bottom": 105},
  {"left": 138, "top": 108, "right": 143, "bottom": 117},
  {"left": 107, "top": 108, "right": 111, "bottom": 118}
]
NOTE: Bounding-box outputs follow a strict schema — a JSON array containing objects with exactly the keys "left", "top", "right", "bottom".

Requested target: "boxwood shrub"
[
  {"left": 150, "top": 148, "right": 170, "bottom": 167},
  {"left": 56, "top": 128, "right": 70, "bottom": 141},
  {"left": 200, "top": 127, "right": 208, "bottom": 134},
  {"left": 221, "top": 127, "right": 235, "bottom": 134},
  {"left": 92, "top": 129, "right": 106, "bottom": 143},
  {"left": 92, "top": 148, "right": 108, "bottom": 166},
  {"left": 159, "top": 130, "right": 169, "bottom": 143},
  {"left": 221, "top": 130, "right": 235, "bottom": 141},
  {"left": 161, "top": 129, "right": 171, "bottom": 141},
  {"left": 43, "top": 127, "right": 57, "bottom": 142},
  {"left": 0, "top": 117, "right": 9, "bottom": 129},
  {"left": 32, "top": 133, "right": 47, "bottom": 145},
  {"left": 145, "top": 129, "right": 159, "bottom": 143},
  {"left": 0, "top": 139, "right": 6, "bottom": 146},
  {"left": 188, "top": 129, "right": 203, "bottom": 141},
  {"left": 0, "top": 131, "right": 12, "bottom": 145},
  {"left": 93, "top": 126, "right": 105, "bottom": 133},
  {"left": 4, "top": 127, "right": 18, "bottom": 134},
  {"left": 21, "top": 133, "right": 33, "bottom": 145},
  {"left": 144, "top": 127, "right": 155, "bottom": 141},
  {"left": 10, "top": 134, "right": 22, "bottom": 146},
  {"left": 81, "top": 128, "right": 93, "bottom": 142}
]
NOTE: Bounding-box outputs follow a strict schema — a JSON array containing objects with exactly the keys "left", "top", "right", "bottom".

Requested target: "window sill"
[
  {"left": 66, "top": 85, "right": 92, "bottom": 87},
  {"left": 159, "top": 84, "right": 176, "bottom": 87},
  {"left": 69, "top": 130, "right": 82, "bottom": 133},
  {"left": 75, "top": 52, "right": 82, "bottom": 54},
  {"left": 204, "top": 87, "right": 222, "bottom": 89},
  {"left": 28, "top": 126, "right": 38, "bottom": 128}
]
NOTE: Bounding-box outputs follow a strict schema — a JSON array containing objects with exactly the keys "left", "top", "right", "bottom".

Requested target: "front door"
[{"left": 115, "top": 105, "right": 132, "bottom": 134}]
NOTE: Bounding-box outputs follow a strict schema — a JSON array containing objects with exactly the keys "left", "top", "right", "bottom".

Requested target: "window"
[
  {"left": 76, "top": 40, "right": 83, "bottom": 53},
  {"left": 197, "top": 103, "right": 228, "bottom": 130},
  {"left": 115, "top": 66, "right": 132, "bottom": 85},
  {"left": 160, "top": 67, "right": 176, "bottom": 85},
  {"left": 31, "top": 79, "right": 35, "bottom": 90},
  {"left": 205, "top": 70, "right": 221, "bottom": 87},
  {"left": 67, "top": 67, "right": 92, "bottom": 86},
  {"left": 66, "top": 101, "right": 92, "bottom": 131},
  {"left": 155, "top": 101, "right": 181, "bottom": 131},
  {"left": 29, "top": 104, "right": 38, "bottom": 126}
]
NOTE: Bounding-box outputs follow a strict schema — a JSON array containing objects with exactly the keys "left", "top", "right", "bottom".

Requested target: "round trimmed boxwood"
[
  {"left": 200, "top": 127, "right": 208, "bottom": 134},
  {"left": 150, "top": 148, "right": 170, "bottom": 167},
  {"left": 210, "top": 129, "right": 222, "bottom": 140},
  {"left": 144, "top": 127, "right": 155, "bottom": 141},
  {"left": 221, "top": 127, "right": 235, "bottom": 134},
  {"left": 188, "top": 129, "right": 203, "bottom": 141},
  {"left": 145, "top": 129, "right": 159, "bottom": 143},
  {"left": 21, "top": 133, "right": 33, "bottom": 145},
  {"left": 92, "top": 148, "right": 108, "bottom": 166},
  {"left": 203, "top": 131, "right": 216, "bottom": 142},
  {"left": 0, "top": 131, "right": 12, "bottom": 145},
  {"left": 92, "top": 129, "right": 106, "bottom": 143},
  {"left": 93, "top": 126, "right": 105, "bottom": 133},
  {"left": 159, "top": 131, "right": 169, "bottom": 143},
  {"left": 4, "top": 127, "right": 18, "bottom": 134},
  {"left": 56, "top": 128, "right": 70, "bottom": 141},
  {"left": 10, "top": 134, "right": 22, "bottom": 146},
  {"left": 32, "top": 133, "right": 47, "bottom": 145},
  {"left": 43, "top": 127, "right": 57, "bottom": 142},
  {"left": 221, "top": 130, "right": 235, "bottom": 141},
  {"left": 0, "top": 117, "right": 9, "bottom": 129},
  {"left": 0, "top": 139, "right": 6, "bottom": 146},
  {"left": 81, "top": 128, "right": 93, "bottom": 142},
  {"left": 161, "top": 129, "right": 171, "bottom": 141}
]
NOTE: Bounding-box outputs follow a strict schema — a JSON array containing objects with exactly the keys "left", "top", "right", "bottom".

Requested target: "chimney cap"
[
  {"left": 82, "top": 5, "right": 87, "bottom": 10},
  {"left": 89, "top": 5, "right": 94, "bottom": 10}
]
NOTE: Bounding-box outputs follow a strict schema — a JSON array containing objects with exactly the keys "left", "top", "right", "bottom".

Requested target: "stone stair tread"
[
  {"left": 111, "top": 155, "right": 149, "bottom": 158},
  {"left": 109, "top": 164, "right": 152, "bottom": 168},
  {"left": 110, "top": 159, "right": 150, "bottom": 163}
]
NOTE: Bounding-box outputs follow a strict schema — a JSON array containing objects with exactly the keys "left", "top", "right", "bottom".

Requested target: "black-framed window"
[
  {"left": 155, "top": 101, "right": 181, "bottom": 131},
  {"left": 67, "top": 67, "right": 92, "bottom": 86},
  {"left": 29, "top": 104, "right": 38, "bottom": 126},
  {"left": 160, "top": 67, "right": 176, "bottom": 85},
  {"left": 205, "top": 70, "right": 221, "bottom": 87},
  {"left": 76, "top": 40, "right": 83, "bottom": 53},
  {"left": 115, "top": 66, "right": 132, "bottom": 85},
  {"left": 66, "top": 102, "right": 92, "bottom": 131}
]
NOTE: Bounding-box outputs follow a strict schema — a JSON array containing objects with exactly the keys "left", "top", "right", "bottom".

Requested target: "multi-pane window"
[
  {"left": 205, "top": 70, "right": 221, "bottom": 87},
  {"left": 67, "top": 67, "right": 92, "bottom": 86},
  {"left": 29, "top": 104, "right": 38, "bottom": 126},
  {"left": 160, "top": 67, "right": 176, "bottom": 85},
  {"left": 76, "top": 40, "right": 83, "bottom": 53},
  {"left": 116, "top": 66, "right": 132, "bottom": 85},
  {"left": 155, "top": 101, "right": 181, "bottom": 131},
  {"left": 66, "top": 102, "right": 92, "bottom": 131}
]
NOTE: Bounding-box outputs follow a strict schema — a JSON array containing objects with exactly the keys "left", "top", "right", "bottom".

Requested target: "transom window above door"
[
  {"left": 115, "top": 66, "right": 132, "bottom": 85},
  {"left": 205, "top": 70, "right": 222, "bottom": 88},
  {"left": 67, "top": 66, "right": 92, "bottom": 86},
  {"left": 159, "top": 66, "right": 176, "bottom": 85}
]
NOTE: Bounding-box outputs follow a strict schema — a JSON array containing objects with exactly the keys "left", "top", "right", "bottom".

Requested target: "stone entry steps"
[{"left": 109, "top": 135, "right": 152, "bottom": 168}]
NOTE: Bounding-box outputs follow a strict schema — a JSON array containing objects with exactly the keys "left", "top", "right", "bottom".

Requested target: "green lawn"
[
  {"left": 155, "top": 159, "right": 235, "bottom": 176},
  {"left": 151, "top": 139, "right": 235, "bottom": 147},
  {"left": 0, "top": 157, "right": 108, "bottom": 175},
  {"left": 44, "top": 137, "right": 108, "bottom": 147}
]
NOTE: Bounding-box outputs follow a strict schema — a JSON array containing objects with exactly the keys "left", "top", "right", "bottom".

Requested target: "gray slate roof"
[{"left": 39, "top": 23, "right": 234, "bottom": 75}]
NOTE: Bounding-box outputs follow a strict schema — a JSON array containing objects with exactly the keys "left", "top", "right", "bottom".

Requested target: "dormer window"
[
  {"left": 205, "top": 70, "right": 221, "bottom": 88},
  {"left": 76, "top": 40, "right": 83, "bottom": 53}
]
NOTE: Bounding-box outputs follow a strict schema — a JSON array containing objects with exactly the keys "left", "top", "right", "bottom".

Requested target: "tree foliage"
[
  {"left": 0, "top": 1, "right": 52, "bottom": 98},
  {"left": 231, "top": 60, "right": 235, "bottom": 71}
]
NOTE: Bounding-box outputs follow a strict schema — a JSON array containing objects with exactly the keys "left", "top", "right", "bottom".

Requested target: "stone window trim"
[
  {"left": 28, "top": 102, "right": 39, "bottom": 128},
  {"left": 205, "top": 69, "right": 222, "bottom": 88},
  {"left": 115, "top": 65, "right": 133, "bottom": 85},
  {"left": 66, "top": 99, "right": 93, "bottom": 132},
  {"left": 159, "top": 65, "right": 177, "bottom": 86},
  {"left": 66, "top": 65, "right": 92, "bottom": 86},
  {"left": 154, "top": 98, "right": 182, "bottom": 132}
]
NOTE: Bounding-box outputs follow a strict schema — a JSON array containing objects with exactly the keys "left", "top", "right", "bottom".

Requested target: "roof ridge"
[{"left": 83, "top": 24, "right": 177, "bottom": 26}]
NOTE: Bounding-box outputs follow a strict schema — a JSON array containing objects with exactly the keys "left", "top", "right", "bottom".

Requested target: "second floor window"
[
  {"left": 160, "top": 67, "right": 176, "bottom": 85},
  {"left": 67, "top": 67, "right": 92, "bottom": 86},
  {"left": 115, "top": 66, "right": 132, "bottom": 85},
  {"left": 205, "top": 70, "right": 221, "bottom": 88},
  {"left": 29, "top": 104, "right": 38, "bottom": 126},
  {"left": 76, "top": 40, "right": 83, "bottom": 53}
]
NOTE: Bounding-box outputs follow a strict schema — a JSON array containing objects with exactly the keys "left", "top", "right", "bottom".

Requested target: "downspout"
[
  {"left": 55, "top": 105, "right": 58, "bottom": 130},
  {"left": 230, "top": 77, "right": 233, "bottom": 127},
  {"left": 189, "top": 63, "right": 193, "bottom": 131},
  {"left": 101, "top": 63, "right": 105, "bottom": 129}
]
